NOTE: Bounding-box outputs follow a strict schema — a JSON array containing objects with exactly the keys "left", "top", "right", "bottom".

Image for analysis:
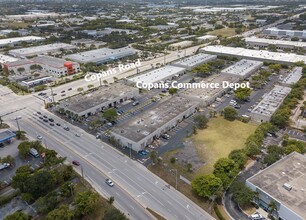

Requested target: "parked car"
[
  {"left": 37, "top": 112, "right": 41, "bottom": 115},
  {"left": 105, "top": 178, "right": 114, "bottom": 187},
  {"left": 48, "top": 118, "right": 54, "bottom": 122},
  {"left": 68, "top": 88, "right": 72, "bottom": 91},
  {"left": 49, "top": 123, "right": 55, "bottom": 126},
  {"left": 72, "top": 160, "right": 80, "bottom": 166},
  {"left": 61, "top": 90, "right": 65, "bottom": 93},
  {"left": 138, "top": 150, "right": 148, "bottom": 156},
  {"left": 132, "top": 101, "right": 139, "bottom": 106},
  {"left": 56, "top": 123, "right": 61, "bottom": 126},
  {"left": 0, "top": 163, "right": 10, "bottom": 171},
  {"left": 75, "top": 133, "right": 80, "bottom": 137},
  {"left": 43, "top": 119, "right": 48, "bottom": 122}
]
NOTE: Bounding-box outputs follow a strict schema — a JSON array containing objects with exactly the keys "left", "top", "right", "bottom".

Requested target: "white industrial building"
[
  {"left": 3, "top": 56, "right": 80, "bottom": 77},
  {"left": 250, "top": 85, "right": 291, "bottom": 122},
  {"left": 169, "top": 40, "right": 193, "bottom": 49},
  {"left": 171, "top": 53, "right": 217, "bottom": 70},
  {"left": 196, "top": 35, "right": 218, "bottom": 41},
  {"left": 0, "top": 36, "right": 45, "bottom": 48},
  {"left": 263, "top": 27, "right": 306, "bottom": 39},
  {"left": 110, "top": 96, "right": 198, "bottom": 151},
  {"left": 59, "top": 83, "right": 139, "bottom": 117},
  {"left": 201, "top": 45, "right": 306, "bottom": 65},
  {"left": 127, "top": 65, "right": 186, "bottom": 86},
  {"left": 181, "top": 74, "right": 240, "bottom": 106},
  {"left": 281, "top": 67, "right": 303, "bottom": 86},
  {"left": 221, "top": 59, "right": 263, "bottom": 79},
  {"left": 0, "top": 54, "right": 18, "bottom": 64},
  {"left": 246, "top": 152, "right": 306, "bottom": 220},
  {"left": 64, "top": 46, "right": 136, "bottom": 65},
  {"left": 245, "top": 37, "right": 306, "bottom": 50},
  {"left": 9, "top": 43, "right": 77, "bottom": 57}
]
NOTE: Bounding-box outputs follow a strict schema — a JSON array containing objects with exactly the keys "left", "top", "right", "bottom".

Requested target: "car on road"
[
  {"left": 61, "top": 94, "right": 66, "bottom": 97},
  {"left": 132, "top": 101, "right": 139, "bottom": 106},
  {"left": 105, "top": 179, "right": 114, "bottom": 187},
  {"left": 72, "top": 160, "right": 80, "bottom": 166},
  {"left": 63, "top": 126, "right": 70, "bottom": 131},
  {"left": 56, "top": 123, "right": 61, "bottom": 126},
  {"left": 36, "top": 135, "right": 43, "bottom": 140},
  {"left": 75, "top": 133, "right": 81, "bottom": 137}
]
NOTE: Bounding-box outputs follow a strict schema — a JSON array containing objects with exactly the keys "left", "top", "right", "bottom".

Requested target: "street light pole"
[
  {"left": 171, "top": 169, "right": 178, "bottom": 189},
  {"left": 15, "top": 118, "right": 20, "bottom": 131},
  {"left": 81, "top": 164, "right": 84, "bottom": 179}
]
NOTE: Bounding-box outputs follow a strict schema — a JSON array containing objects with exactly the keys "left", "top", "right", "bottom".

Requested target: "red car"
[{"left": 72, "top": 160, "right": 80, "bottom": 166}]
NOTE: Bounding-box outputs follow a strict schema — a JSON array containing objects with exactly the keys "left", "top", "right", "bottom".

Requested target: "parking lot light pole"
[{"left": 15, "top": 118, "right": 21, "bottom": 131}]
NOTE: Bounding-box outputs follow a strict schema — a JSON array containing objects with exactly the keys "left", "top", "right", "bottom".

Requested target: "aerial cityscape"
[{"left": 0, "top": 1, "right": 305, "bottom": 220}]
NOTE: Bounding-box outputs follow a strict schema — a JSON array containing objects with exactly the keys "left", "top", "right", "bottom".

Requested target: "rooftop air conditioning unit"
[{"left": 283, "top": 183, "right": 292, "bottom": 191}]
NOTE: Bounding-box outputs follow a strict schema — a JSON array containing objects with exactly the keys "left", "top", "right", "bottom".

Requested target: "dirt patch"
[{"left": 172, "top": 139, "right": 204, "bottom": 172}]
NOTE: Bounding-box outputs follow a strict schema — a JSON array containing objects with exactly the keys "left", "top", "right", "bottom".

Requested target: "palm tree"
[{"left": 268, "top": 200, "right": 278, "bottom": 219}]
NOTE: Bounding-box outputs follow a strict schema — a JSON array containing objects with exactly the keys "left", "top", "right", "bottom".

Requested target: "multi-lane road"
[{"left": 0, "top": 72, "right": 214, "bottom": 220}]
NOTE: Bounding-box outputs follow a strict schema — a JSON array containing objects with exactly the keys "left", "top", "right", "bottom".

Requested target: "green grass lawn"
[
  {"left": 208, "top": 28, "right": 237, "bottom": 37},
  {"left": 193, "top": 116, "right": 257, "bottom": 175}
]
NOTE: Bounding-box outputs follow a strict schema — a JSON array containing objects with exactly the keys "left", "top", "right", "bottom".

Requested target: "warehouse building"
[
  {"left": 171, "top": 53, "right": 217, "bottom": 70},
  {"left": 180, "top": 74, "right": 239, "bottom": 106},
  {"left": 250, "top": 85, "right": 291, "bottom": 122},
  {"left": 64, "top": 46, "right": 136, "bottom": 65},
  {"left": 59, "top": 83, "right": 139, "bottom": 117},
  {"left": 9, "top": 43, "right": 77, "bottom": 57},
  {"left": 110, "top": 96, "right": 198, "bottom": 151},
  {"left": 196, "top": 35, "right": 218, "bottom": 42},
  {"left": 3, "top": 55, "right": 80, "bottom": 77},
  {"left": 0, "top": 36, "right": 45, "bottom": 48},
  {"left": 263, "top": 27, "right": 306, "bottom": 39},
  {"left": 127, "top": 65, "right": 186, "bottom": 87},
  {"left": 168, "top": 40, "right": 193, "bottom": 50},
  {"left": 0, "top": 54, "right": 18, "bottom": 64},
  {"left": 245, "top": 37, "right": 306, "bottom": 50},
  {"left": 201, "top": 45, "right": 306, "bottom": 65},
  {"left": 246, "top": 152, "right": 306, "bottom": 220},
  {"left": 221, "top": 59, "right": 263, "bottom": 79},
  {"left": 281, "top": 67, "right": 303, "bottom": 86}
]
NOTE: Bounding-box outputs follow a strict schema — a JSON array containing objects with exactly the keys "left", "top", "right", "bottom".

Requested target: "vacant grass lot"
[
  {"left": 193, "top": 117, "right": 257, "bottom": 174},
  {"left": 208, "top": 28, "right": 237, "bottom": 37}
]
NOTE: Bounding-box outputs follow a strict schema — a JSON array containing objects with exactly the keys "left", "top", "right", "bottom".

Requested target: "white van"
[{"left": 29, "top": 148, "right": 39, "bottom": 158}]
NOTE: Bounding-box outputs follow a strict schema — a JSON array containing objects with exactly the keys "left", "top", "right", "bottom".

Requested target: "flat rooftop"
[
  {"left": 247, "top": 152, "right": 306, "bottom": 219},
  {"left": 182, "top": 74, "right": 239, "bottom": 100},
  {"left": 111, "top": 96, "right": 197, "bottom": 142},
  {"left": 0, "top": 54, "right": 18, "bottom": 64},
  {"left": 251, "top": 85, "right": 291, "bottom": 117},
  {"left": 61, "top": 83, "right": 138, "bottom": 113},
  {"left": 64, "top": 46, "right": 135, "bottom": 63},
  {"left": 245, "top": 37, "right": 306, "bottom": 48},
  {"left": 201, "top": 45, "right": 306, "bottom": 64},
  {"left": 0, "top": 36, "right": 45, "bottom": 45},
  {"left": 221, "top": 59, "right": 263, "bottom": 77},
  {"left": 9, "top": 43, "right": 77, "bottom": 56},
  {"left": 128, "top": 65, "right": 186, "bottom": 84},
  {"left": 282, "top": 67, "right": 303, "bottom": 85},
  {"left": 31, "top": 55, "right": 73, "bottom": 68},
  {"left": 172, "top": 53, "right": 217, "bottom": 68}
]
